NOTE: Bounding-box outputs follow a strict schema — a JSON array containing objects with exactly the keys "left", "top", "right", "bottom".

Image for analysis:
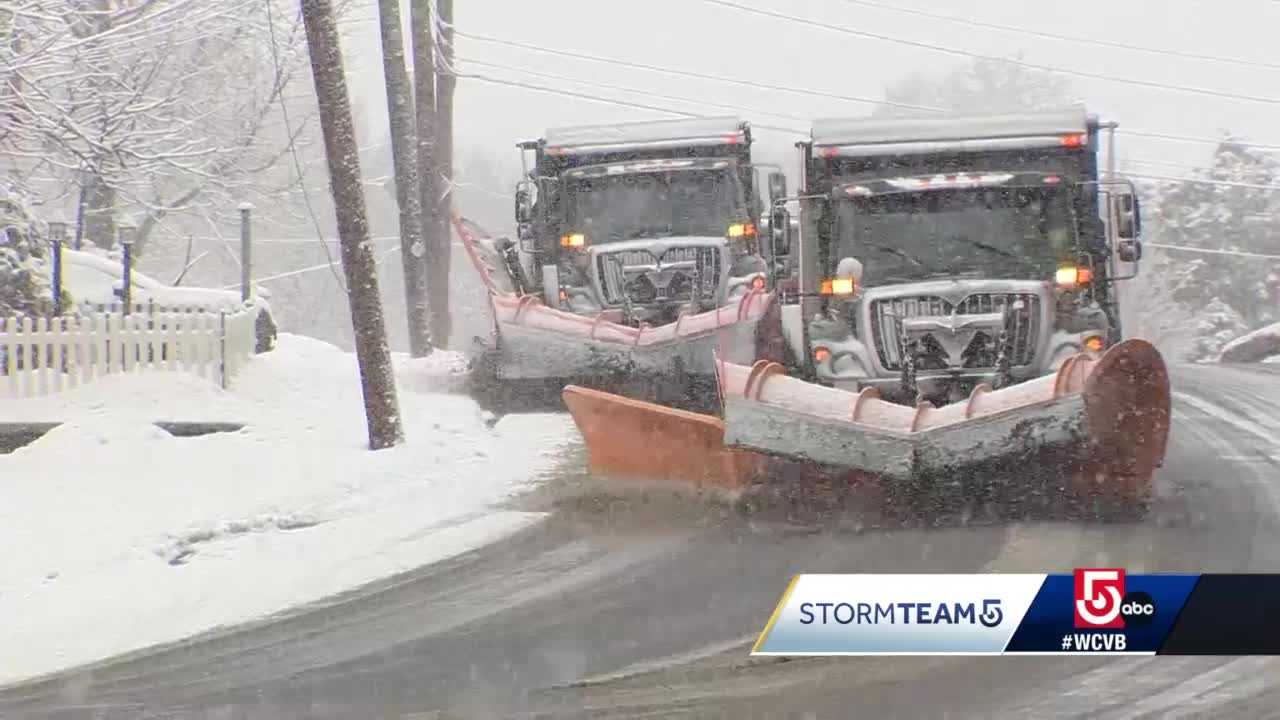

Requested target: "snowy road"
[{"left": 2, "top": 363, "right": 1279, "bottom": 719}]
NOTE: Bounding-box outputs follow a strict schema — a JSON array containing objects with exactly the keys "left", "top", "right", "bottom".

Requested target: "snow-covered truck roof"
[
  {"left": 810, "top": 107, "right": 1092, "bottom": 157},
  {"left": 541, "top": 116, "right": 748, "bottom": 156}
]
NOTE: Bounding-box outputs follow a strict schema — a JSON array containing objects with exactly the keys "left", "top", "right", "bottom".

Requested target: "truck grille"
[
  {"left": 595, "top": 246, "right": 722, "bottom": 306},
  {"left": 869, "top": 293, "right": 1041, "bottom": 371}
]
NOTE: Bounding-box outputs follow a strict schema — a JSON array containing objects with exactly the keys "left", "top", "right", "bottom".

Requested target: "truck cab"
[
  {"left": 512, "top": 117, "right": 769, "bottom": 328},
  {"left": 769, "top": 107, "right": 1145, "bottom": 405}
]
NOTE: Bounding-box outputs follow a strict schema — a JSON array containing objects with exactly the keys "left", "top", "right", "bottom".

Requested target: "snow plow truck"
[
  {"left": 563, "top": 107, "right": 1172, "bottom": 518},
  {"left": 461, "top": 117, "right": 783, "bottom": 413}
]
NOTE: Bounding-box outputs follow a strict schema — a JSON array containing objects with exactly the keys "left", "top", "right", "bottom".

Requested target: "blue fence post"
[
  {"left": 48, "top": 222, "right": 66, "bottom": 316},
  {"left": 118, "top": 224, "right": 136, "bottom": 316}
]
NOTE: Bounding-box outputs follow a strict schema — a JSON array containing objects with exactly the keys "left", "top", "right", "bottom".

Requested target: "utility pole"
[
  {"left": 377, "top": 0, "right": 432, "bottom": 357},
  {"left": 435, "top": 0, "right": 456, "bottom": 347},
  {"left": 409, "top": 0, "right": 451, "bottom": 348},
  {"left": 299, "top": 0, "right": 404, "bottom": 450}
]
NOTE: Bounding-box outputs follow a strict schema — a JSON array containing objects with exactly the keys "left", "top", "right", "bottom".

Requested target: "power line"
[
  {"left": 457, "top": 72, "right": 805, "bottom": 134},
  {"left": 457, "top": 57, "right": 809, "bottom": 131},
  {"left": 1129, "top": 172, "right": 1280, "bottom": 191},
  {"left": 1145, "top": 243, "right": 1280, "bottom": 261},
  {"left": 1122, "top": 129, "right": 1280, "bottom": 152},
  {"left": 458, "top": 73, "right": 1280, "bottom": 193},
  {"left": 455, "top": 68, "right": 1280, "bottom": 192},
  {"left": 461, "top": 58, "right": 1278, "bottom": 153},
  {"left": 700, "top": 0, "right": 1280, "bottom": 106},
  {"left": 455, "top": 29, "right": 941, "bottom": 113},
  {"left": 456, "top": 31, "right": 1280, "bottom": 151},
  {"left": 461, "top": 72, "right": 700, "bottom": 118},
  {"left": 265, "top": 0, "right": 347, "bottom": 292},
  {"left": 241, "top": 244, "right": 402, "bottom": 286},
  {"left": 837, "top": 0, "right": 1280, "bottom": 70}
]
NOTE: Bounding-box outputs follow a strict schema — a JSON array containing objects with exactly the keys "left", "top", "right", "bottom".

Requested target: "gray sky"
[{"left": 341, "top": 0, "right": 1280, "bottom": 195}]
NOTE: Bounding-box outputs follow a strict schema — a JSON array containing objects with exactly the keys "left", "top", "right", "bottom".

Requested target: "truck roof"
[
  {"left": 542, "top": 116, "right": 747, "bottom": 155},
  {"left": 811, "top": 107, "right": 1092, "bottom": 156}
]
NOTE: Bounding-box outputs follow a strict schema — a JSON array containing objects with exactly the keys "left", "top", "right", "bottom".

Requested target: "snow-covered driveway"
[{"left": 0, "top": 334, "right": 576, "bottom": 685}]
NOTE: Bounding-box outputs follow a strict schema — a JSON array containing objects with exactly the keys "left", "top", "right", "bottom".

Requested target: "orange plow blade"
[{"left": 562, "top": 385, "right": 767, "bottom": 494}]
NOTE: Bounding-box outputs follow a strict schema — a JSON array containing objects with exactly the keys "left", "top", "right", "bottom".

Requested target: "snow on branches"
[
  {"left": 0, "top": 180, "right": 55, "bottom": 318},
  {"left": 2, "top": 0, "right": 322, "bottom": 253},
  {"left": 1143, "top": 137, "right": 1280, "bottom": 361}
]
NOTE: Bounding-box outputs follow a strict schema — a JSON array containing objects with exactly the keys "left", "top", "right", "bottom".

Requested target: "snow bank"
[
  {"left": 1218, "top": 321, "right": 1280, "bottom": 363},
  {"left": 394, "top": 346, "right": 473, "bottom": 395},
  {"left": 0, "top": 334, "right": 576, "bottom": 685}
]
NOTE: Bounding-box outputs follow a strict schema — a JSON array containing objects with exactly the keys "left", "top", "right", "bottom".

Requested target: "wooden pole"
[
  {"left": 299, "top": 0, "right": 404, "bottom": 449},
  {"left": 377, "top": 0, "right": 432, "bottom": 357}
]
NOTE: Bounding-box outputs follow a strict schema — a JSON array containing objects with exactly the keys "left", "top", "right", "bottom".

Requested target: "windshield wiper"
[
  {"left": 954, "top": 238, "right": 1019, "bottom": 261},
  {"left": 865, "top": 243, "right": 938, "bottom": 273}
]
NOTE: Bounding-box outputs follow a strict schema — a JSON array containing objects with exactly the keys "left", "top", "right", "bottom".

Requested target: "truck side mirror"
[
  {"left": 768, "top": 172, "right": 787, "bottom": 202},
  {"left": 517, "top": 222, "right": 537, "bottom": 252},
  {"left": 1118, "top": 239, "right": 1143, "bottom": 262},
  {"left": 1111, "top": 191, "right": 1141, "bottom": 240},
  {"left": 770, "top": 204, "right": 792, "bottom": 257},
  {"left": 514, "top": 180, "right": 535, "bottom": 224}
]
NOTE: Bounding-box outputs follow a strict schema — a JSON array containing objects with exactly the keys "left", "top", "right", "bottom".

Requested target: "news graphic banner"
[{"left": 752, "top": 571, "right": 1280, "bottom": 655}]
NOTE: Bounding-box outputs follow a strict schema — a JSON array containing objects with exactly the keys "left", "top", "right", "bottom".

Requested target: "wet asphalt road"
[{"left": 1, "top": 363, "right": 1278, "bottom": 719}]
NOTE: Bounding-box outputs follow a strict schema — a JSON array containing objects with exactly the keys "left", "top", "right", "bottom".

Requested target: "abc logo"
[{"left": 1120, "top": 591, "right": 1156, "bottom": 627}]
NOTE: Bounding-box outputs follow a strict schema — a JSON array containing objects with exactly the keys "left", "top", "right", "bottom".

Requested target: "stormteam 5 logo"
[{"left": 1074, "top": 568, "right": 1126, "bottom": 629}]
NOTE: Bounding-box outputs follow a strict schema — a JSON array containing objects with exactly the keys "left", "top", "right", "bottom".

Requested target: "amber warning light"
[
  {"left": 821, "top": 277, "right": 857, "bottom": 296},
  {"left": 1055, "top": 266, "right": 1093, "bottom": 288}
]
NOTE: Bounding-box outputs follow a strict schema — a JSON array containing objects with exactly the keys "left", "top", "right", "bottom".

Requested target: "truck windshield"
[
  {"left": 564, "top": 168, "right": 745, "bottom": 243},
  {"left": 833, "top": 185, "right": 1077, "bottom": 284}
]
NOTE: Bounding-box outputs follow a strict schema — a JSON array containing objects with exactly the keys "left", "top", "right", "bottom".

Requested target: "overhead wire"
[
  {"left": 1144, "top": 244, "right": 1280, "bottom": 261},
  {"left": 1129, "top": 173, "right": 1280, "bottom": 191},
  {"left": 456, "top": 57, "right": 808, "bottom": 132},
  {"left": 454, "top": 29, "right": 941, "bottom": 113},
  {"left": 836, "top": 0, "right": 1280, "bottom": 70},
  {"left": 699, "top": 0, "right": 1280, "bottom": 106},
  {"left": 450, "top": 18, "right": 1280, "bottom": 262},
  {"left": 455, "top": 31, "right": 1280, "bottom": 151},
  {"left": 265, "top": 0, "right": 348, "bottom": 293},
  {"left": 1123, "top": 129, "right": 1280, "bottom": 152}
]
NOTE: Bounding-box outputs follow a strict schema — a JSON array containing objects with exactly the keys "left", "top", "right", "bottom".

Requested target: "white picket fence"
[{"left": 0, "top": 307, "right": 259, "bottom": 399}]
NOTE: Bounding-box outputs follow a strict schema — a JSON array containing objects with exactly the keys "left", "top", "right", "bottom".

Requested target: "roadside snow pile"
[
  {"left": 395, "top": 346, "right": 473, "bottom": 395},
  {"left": 1218, "top": 321, "right": 1280, "bottom": 363},
  {"left": 0, "top": 334, "right": 576, "bottom": 685}
]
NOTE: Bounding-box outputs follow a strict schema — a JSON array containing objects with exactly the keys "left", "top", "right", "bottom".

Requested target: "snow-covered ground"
[{"left": 0, "top": 335, "right": 577, "bottom": 685}]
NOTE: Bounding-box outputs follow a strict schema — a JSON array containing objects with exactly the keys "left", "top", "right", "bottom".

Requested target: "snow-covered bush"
[
  {"left": 0, "top": 182, "right": 56, "bottom": 318},
  {"left": 1188, "top": 299, "right": 1250, "bottom": 363}
]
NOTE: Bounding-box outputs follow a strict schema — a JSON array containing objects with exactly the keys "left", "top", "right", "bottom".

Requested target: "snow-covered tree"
[
  {"left": 1148, "top": 138, "right": 1280, "bottom": 341},
  {"left": 875, "top": 57, "right": 1076, "bottom": 116},
  {"left": 2, "top": 0, "right": 330, "bottom": 255},
  {"left": 0, "top": 181, "right": 55, "bottom": 318}
]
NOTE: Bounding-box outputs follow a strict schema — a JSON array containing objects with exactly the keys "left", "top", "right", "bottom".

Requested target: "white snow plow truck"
[
  {"left": 770, "top": 107, "right": 1146, "bottom": 400},
  {"left": 461, "top": 117, "right": 781, "bottom": 412}
]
